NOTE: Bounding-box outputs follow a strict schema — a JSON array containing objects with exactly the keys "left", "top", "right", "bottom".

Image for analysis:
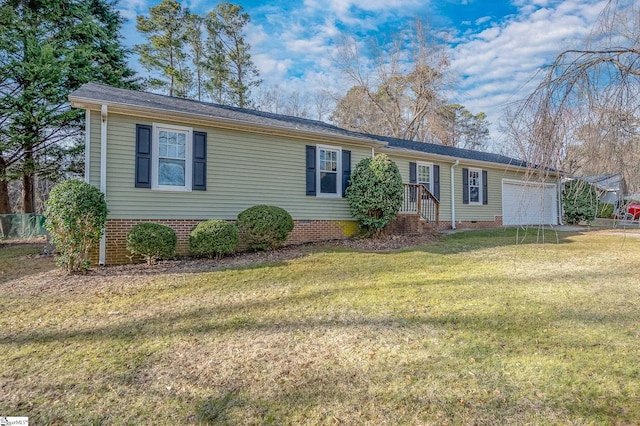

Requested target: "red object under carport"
[{"left": 627, "top": 203, "right": 640, "bottom": 220}]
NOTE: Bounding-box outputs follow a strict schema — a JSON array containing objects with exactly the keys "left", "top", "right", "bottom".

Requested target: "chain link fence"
[{"left": 0, "top": 214, "right": 47, "bottom": 240}]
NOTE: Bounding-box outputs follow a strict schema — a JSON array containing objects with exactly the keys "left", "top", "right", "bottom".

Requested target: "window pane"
[
  {"left": 159, "top": 141, "right": 168, "bottom": 157},
  {"left": 167, "top": 131, "right": 177, "bottom": 145},
  {"left": 159, "top": 131, "right": 167, "bottom": 157},
  {"left": 320, "top": 149, "right": 339, "bottom": 172},
  {"left": 418, "top": 165, "right": 430, "bottom": 186},
  {"left": 470, "top": 186, "right": 479, "bottom": 203},
  {"left": 158, "top": 158, "right": 186, "bottom": 186},
  {"left": 320, "top": 172, "right": 337, "bottom": 194}
]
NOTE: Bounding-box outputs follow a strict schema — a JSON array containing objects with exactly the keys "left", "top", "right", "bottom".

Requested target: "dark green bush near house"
[
  {"left": 237, "top": 205, "right": 294, "bottom": 251},
  {"left": 44, "top": 179, "right": 108, "bottom": 273},
  {"left": 346, "top": 154, "right": 403, "bottom": 234},
  {"left": 563, "top": 180, "right": 599, "bottom": 224},
  {"left": 597, "top": 202, "right": 614, "bottom": 219},
  {"left": 126, "top": 223, "right": 177, "bottom": 265},
  {"left": 189, "top": 220, "right": 239, "bottom": 259}
]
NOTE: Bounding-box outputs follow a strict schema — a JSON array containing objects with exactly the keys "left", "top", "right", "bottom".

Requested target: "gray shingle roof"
[
  {"left": 70, "top": 82, "right": 383, "bottom": 144},
  {"left": 377, "top": 137, "right": 529, "bottom": 168},
  {"left": 70, "top": 82, "right": 530, "bottom": 168}
]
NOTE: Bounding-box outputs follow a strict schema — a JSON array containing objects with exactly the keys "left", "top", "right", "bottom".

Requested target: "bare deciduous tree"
[
  {"left": 332, "top": 21, "right": 452, "bottom": 142},
  {"left": 502, "top": 0, "right": 640, "bottom": 189}
]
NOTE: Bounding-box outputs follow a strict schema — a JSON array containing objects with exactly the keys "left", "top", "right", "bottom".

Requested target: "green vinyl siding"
[
  {"left": 97, "top": 113, "right": 372, "bottom": 220},
  {"left": 454, "top": 166, "right": 527, "bottom": 222},
  {"left": 88, "top": 110, "right": 102, "bottom": 188},
  {"left": 387, "top": 153, "right": 534, "bottom": 224},
  {"left": 387, "top": 154, "right": 453, "bottom": 223}
]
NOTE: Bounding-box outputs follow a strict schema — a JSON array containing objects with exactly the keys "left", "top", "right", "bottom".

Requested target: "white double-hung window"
[
  {"left": 152, "top": 123, "right": 193, "bottom": 191},
  {"left": 417, "top": 162, "right": 432, "bottom": 192},
  {"left": 468, "top": 168, "right": 481, "bottom": 204},
  {"left": 317, "top": 145, "right": 341, "bottom": 197}
]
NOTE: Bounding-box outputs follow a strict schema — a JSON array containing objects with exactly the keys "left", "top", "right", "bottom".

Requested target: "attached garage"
[{"left": 502, "top": 179, "right": 559, "bottom": 226}]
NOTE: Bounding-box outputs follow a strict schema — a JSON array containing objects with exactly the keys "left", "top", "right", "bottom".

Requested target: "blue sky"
[{"left": 117, "top": 0, "right": 608, "bottom": 146}]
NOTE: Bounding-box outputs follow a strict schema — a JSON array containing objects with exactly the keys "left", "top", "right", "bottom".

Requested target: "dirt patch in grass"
[{"left": 0, "top": 238, "right": 53, "bottom": 285}]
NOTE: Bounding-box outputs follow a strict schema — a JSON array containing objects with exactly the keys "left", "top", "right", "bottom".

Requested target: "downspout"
[
  {"left": 99, "top": 105, "right": 108, "bottom": 266},
  {"left": 451, "top": 160, "right": 459, "bottom": 229},
  {"left": 84, "top": 109, "right": 90, "bottom": 183}
]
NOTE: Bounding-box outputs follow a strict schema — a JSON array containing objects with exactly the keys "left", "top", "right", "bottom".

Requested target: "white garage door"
[{"left": 502, "top": 180, "right": 558, "bottom": 226}]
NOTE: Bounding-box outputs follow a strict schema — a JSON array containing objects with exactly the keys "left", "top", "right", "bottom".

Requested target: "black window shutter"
[
  {"left": 482, "top": 170, "right": 488, "bottom": 205},
  {"left": 306, "top": 145, "right": 316, "bottom": 196},
  {"left": 192, "top": 131, "right": 207, "bottom": 190},
  {"left": 433, "top": 165, "right": 440, "bottom": 200},
  {"left": 409, "top": 162, "right": 417, "bottom": 202},
  {"left": 342, "top": 150, "right": 351, "bottom": 197},
  {"left": 462, "top": 168, "right": 469, "bottom": 204},
  {"left": 135, "top": 124, "right": 152, "bottom": 188}
]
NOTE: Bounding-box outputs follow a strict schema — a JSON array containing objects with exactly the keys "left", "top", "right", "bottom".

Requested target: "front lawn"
[{"left": 1, "top": 229, "right": 639, "bottom": 424}]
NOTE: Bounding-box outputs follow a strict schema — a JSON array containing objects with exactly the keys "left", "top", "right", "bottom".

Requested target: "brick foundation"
[
  {"left": 97, "top": 218, "right": 360, "bottom": 265},
  {"left": 93, "top": 215, "right": 505, "bottom": 266},
  {"left": 439, "top": 215, "right": 503, "bottom": 230}
]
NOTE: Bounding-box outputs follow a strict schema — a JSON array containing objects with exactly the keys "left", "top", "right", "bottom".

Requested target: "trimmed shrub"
[
  {"left": 346, "top": 154, "right": 403, "bottom": 234},
  {"left": 563, "top": 180, "right": 599, "bottom": 224},
  {"left": 45, "top": 179, "right": 108, "bottom": 273},
  {"left": 126, "top": 223, "right": 177, "bottom": 265},
  {"left": 237, "top": 205, "right": 294, "bottom": 251},
  {"left": 189, "top": 219, "right": 239, "bottom": 258}
]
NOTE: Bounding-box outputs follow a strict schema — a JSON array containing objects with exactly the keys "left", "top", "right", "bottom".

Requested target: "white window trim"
[
  {"left": 468, "top": 167, "right": 482, "bottom": 205},
  {"left": 417, "top": 161, "right": 433, "bottom": 192},
  {"left": 316, "top": 144, "right": 342, "bottom": 198},
  {"left": 151, "top": 123, "right": 193, "bottom": 192}
]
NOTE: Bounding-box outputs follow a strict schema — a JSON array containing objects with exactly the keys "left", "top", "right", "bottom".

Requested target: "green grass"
[{"left": 1, "top": 229, "right": 639, "bottom": 424}]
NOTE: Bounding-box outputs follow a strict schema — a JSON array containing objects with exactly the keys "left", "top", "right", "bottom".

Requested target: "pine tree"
[
  {"left": 203, "top": 2, "right": 261, "bottom": 108},
  {"left": 134, "top": 0, "right": 191, "bottom": 97},
  {"left": 0, "top": 0, "right": 138, "bottom": 214}
]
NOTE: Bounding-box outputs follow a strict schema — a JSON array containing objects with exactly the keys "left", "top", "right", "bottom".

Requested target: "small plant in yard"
[
  {"left": 563, "top": 180, "right": 599, "bottom": 224},
  {"left": 597, "top": 202, "right": 614, "bottom": 219},
  {"left": 189, "top": 219, "right": 239, "bottom": 259},
  {"left": 126, "top": 222, "right": 177, "bottom": 265},
  {"left": 44, "top": 179, "right": 107, "bottom": 273},
  {"left": 237, "top": 205, "right": 294, "bottom": 251},
  {"left": 346, "top": 154, "right": 403, "bottom": 235}
]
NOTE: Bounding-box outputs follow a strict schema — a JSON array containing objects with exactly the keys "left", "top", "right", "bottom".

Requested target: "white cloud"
[
  {"left": 449, "top": 0, "right": 608, "bottom": 145},
  {"left": 117, "top": 0, "right": 147, "bottom": 20}
]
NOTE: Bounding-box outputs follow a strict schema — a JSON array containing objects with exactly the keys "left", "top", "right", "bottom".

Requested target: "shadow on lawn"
[
  {"left": 5, "top": 265, "right": 635, "bottom": 347},
  {"left": 412, "top": 227, "right": 582, "bottom": 255}
]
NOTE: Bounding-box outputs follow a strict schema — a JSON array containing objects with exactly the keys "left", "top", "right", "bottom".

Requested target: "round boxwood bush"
[
  {"left": 346, "top": 154, "right": 403, "bottom": 234},
  {"left": 189, "top": 219, "right": 239, "bottom": 258},
  {"left": 126, "top": 222, "right": 177, "bottom": 265},
  {"left": 45, "top": 179, "right": 108, "bottom": 273},
  {"left": 237, "top": 205, "right": 294, "bottom": 251}
]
